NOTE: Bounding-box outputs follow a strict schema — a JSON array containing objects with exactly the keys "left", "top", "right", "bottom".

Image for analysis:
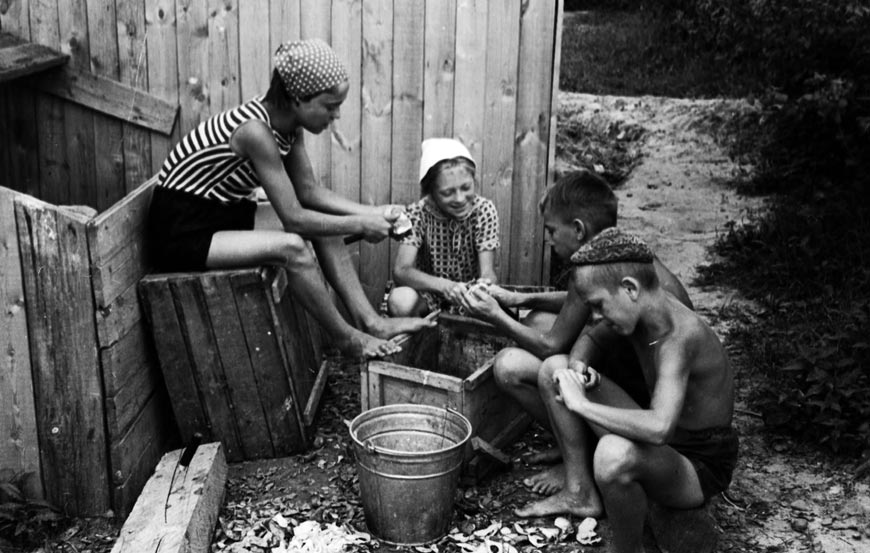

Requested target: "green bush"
[{"left": 659, "top": 0, "right": 870, "bottom": 455}]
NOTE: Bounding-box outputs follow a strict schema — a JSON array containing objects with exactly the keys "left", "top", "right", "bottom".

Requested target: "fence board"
[
  {"left": 299, "top": 0, "right": 332, "bottom": 190},
  {"left": 145, "top": 0, "right": 179, "bottom": 174},
  {"left": 239, "top": 1, "right": 270, "bottom": 101},
  {"left": 14, "top": 195, "right": 109, "bottom": 515},
  {"left": 117, "top": 0, "right": 153, "bottom": 192},
  {"left": 58, "top": 0, "right": 98, "bottom": 208},
  {"left": 31, "top": 1, "right": 69, "bottom": 206},
  {"left": 207, "top": 0, "right": 239, "bottom": 114},
  {"left": 453, "top": 0, "right": 488, "bottom": 163},
  {"left": 423, "top": 0, "right": 456, "bottom": 139},
  {"left": 0, "top": 187, "right": 41, "bottom": 497},
  {"left": 482, "top": 0, "right": 520, "bottom": 279},
  {"left": 330, "top": 0, "right": 363, "bottom": 268},
  {"left": 269, "top": 0, "right": 301, "bottom": 50},
  {"left": 390, "top": 0, "right": 424, "bottom": 211},
  {"left": 510, "top": 0, "right": 557, "bottom": 284},
  {"left": 175, "top": 0, "right": 208, "bottom": 136},
  {"left": 359, "top": 0, "right": 392, "bottom": 299}
]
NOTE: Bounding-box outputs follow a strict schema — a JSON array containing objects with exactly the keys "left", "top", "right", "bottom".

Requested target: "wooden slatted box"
[
  {"left": 138, "top": 266, "right": 328, "bottom": 462},
  {"left": 360, "top": 312, "right": 533, "bottom": 481}
]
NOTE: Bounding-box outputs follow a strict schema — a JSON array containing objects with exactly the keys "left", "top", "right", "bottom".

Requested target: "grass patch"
[{"left": 559, "top": 10, "right": 757, "bottom": 98}]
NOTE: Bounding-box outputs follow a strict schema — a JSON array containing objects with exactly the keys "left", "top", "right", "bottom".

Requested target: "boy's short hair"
[
  {"left": 571, "top": 228, "right": 658, "bottom": 290},
  {"left": 539, "top": 170, "right": 617, "bottom": 234}
]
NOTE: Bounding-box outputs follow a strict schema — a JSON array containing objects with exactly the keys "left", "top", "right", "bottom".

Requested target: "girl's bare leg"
[{"left": 310, "top": 236, "right": 434, "bottom": 338}]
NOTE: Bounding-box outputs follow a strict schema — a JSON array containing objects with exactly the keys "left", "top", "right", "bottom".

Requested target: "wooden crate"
[
  {"left": 138, "top": 266, "right": 328, "bottom": 462},
  {"left": 361, "top": 313, "right": 532, "bottom": 481},
  {"left": 8, "top": 178, "right": 173, "bottom": 517}
]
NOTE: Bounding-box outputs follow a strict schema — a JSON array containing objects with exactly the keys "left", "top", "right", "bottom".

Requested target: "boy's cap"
[
  {"left": 419, "top": 138, "right": 476, "bottom": 182},
  {"left": 570, "top": 227, "right": 654, "bottom": 265},
  {"left": 274, "top": 39, "right": 348, "bottom": 99}
]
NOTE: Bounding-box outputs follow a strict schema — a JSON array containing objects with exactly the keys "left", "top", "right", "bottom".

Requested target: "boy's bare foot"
[
  {"left": 340, "top": 330, "right": 401, "bottom": 359},
  {"left": 522, "top": 464, "right": 565, "bottom": 495},
  {"left": 514, "top": 488, "right": 603, "bottom": 519},
  {"left": 365, "top": 315, "right": 436, "bottom": 340},
  {"left": 522, "top": 447, "right": 562, "bottom": 466}
]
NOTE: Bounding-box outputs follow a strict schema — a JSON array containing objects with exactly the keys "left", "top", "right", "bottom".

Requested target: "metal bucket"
[{"left": 349, "top": 403, "right": 472, "bottom": 545}]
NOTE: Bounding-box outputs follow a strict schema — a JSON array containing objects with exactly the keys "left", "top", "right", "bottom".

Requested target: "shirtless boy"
[
  {"left": 459, "top": 171, "right": 692, "bottom": 493},
  {"left": 518, "top": 228, "right": 738, "bottom": 553}
]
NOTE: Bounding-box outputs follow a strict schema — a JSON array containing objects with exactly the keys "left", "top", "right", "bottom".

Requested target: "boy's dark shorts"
[
  {"left": 148, "top": 186, "right": 257, "bottom": 272},
  {"left": 669, "top": 425, "right": 739, "bottom": 501}
]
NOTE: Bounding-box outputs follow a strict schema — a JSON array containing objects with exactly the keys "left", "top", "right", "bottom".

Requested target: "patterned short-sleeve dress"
[{"left": 400, "top": 195, "right": 500, "bottom": 312}]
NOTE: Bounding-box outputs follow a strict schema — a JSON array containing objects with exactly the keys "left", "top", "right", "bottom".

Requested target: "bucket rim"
[{"left": 349, "top": 403, "right": 472, "bottom": 457}]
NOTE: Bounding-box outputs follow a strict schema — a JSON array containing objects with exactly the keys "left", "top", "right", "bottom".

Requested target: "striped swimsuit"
[
  {"left": 157, "top": 96, "right": 294, "bottom": 202},
  {"left": 148, "top": 97, "right": 294, "bottom": 271}
]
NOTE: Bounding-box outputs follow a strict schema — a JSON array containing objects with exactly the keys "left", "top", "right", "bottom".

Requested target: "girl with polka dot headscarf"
[{"left": 148, "top": 39, "right": 433, "bottom": 359}]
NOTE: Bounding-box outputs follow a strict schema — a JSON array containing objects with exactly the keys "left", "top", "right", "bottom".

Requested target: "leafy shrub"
[{"left": 655, "top": 0, "right": 870, "bottom": 455}]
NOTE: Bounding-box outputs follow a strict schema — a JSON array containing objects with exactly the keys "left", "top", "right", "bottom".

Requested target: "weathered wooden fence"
[{"left": 0, "top": 0, "right": 562, "bottom": 517}]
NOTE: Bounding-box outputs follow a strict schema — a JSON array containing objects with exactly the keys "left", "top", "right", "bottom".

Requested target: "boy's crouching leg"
[{"left": 594, "top": 434, "right": 648, "bottom": 553}]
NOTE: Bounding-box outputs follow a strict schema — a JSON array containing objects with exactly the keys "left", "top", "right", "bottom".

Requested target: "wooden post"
[{"left": 110, "top": 442, "right": 227, "bottom": 553}]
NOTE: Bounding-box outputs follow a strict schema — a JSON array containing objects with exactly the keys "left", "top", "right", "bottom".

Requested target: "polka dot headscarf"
[
  {"left": 570, "top": 228, "right": 654, "bottom": 266},
  {"left": 273, "top": 39, "right": 349, "bottom": 99}
]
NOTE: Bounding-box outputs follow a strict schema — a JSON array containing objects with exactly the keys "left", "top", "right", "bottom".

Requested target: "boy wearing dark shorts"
[{"left": 520, "top": 228, "right": 738, "bottom": 553}]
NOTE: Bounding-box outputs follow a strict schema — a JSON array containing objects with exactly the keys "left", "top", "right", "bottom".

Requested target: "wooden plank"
[
  {"left": 88, "top": 177, "right": 156, "bottom": 268},
  {"left": 207, "top": 0, "right": 240, "bottom": 113},
  {"left": 269, "top": 0, "right": 301, "bottom": 50},
  {"left": 200, "top": 272, "right": 273, "bottom": 460},
  {"left": 32, "top": 67, "right": 179, "bottom": 136},
  {"left": 110, "top": 389, "right": 173, "bottom": 518},
  {"left": 87, "top": 0, "right": 126, "bottom": 212},
  {"left": 330, "top": 0, "right": 363, "bottom": 266},
  {"left": 95, "top": 284, "right": 145, "bottom": 351},
  {"left": 175, "top": 0, "right": 209, "bottom": 136},
  {"left": 58, "top": 0, "right": 98, "bottom": 208},
  {"left": 0, "top": 31, "right": 68, "bottom": 82},
  {"left": 359, "top": 0, "right": 393, "bottom": 300},
  {"left": 100, "top": 319, "right": 156, "bottom": 396},
  {"left": 543, "top": 0, "right": 564, "bottom": 283},
  {"left": 138, "top": 276, "right": 210, "bottom": 444},
  {"left": 171, "top": 277, "right": 244, "bottom": 461},
  {"left": 275, "top": 282, "right": 320, "bottom": 407},
  {"left": 14, "top": 195, "right": 109, "bottom": 515},
  {"left": 482, "top": 0, "right": 521, "bottom": 280},
  {"left": 422, "top": 0, "right": 456, "bottom": 139},
  {"left": 231, "top": 271, "right": 307, "bottom": 455},
  {"left": 111, "top": 442, "right": 227, "bottom": 553},
  {"left": 453, "top": 0, "right": 488, "bottom": 162},
  {"left": 510, "top": 0, "right": 557, "bottom": 284},
  {"left": 30, "top": 2, "right": 69, "bottom": 206},
  {"left": 368, "top": 361, "right": 463, "bottom": 392},
  {"left": 104, "top": 344, "right": 160, "bottom": 437},
  {"left": 1, "top": 80, "right": 39, "bottom": 197},
  {"left": 303, "top": 360, "right": 330, "bottom": 427},
  {"left": 0, "top": 187, "right": 42, "bottom": 498},
  {"left": 145, "top": 0, "right": 180, "bottom": 175},
  {"left": 117, "top": 0, "right": 154, "bottom": 192},
  {"left": 239, "top": 1, "right": 270, "bottom": 100},
  {"left": 299, "top": 0, "right": 331, "bottom": 189},
  {"left": 390, "top": 0, "right": 424, "bottom": 211}
]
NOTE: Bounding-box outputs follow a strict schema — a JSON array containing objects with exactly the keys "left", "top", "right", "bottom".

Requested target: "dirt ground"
[{"left": 14, "top": 92, "right": 869, "bottom": 553}]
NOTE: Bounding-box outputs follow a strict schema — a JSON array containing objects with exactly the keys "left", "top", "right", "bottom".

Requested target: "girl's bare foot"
[
  {"left": 522, "top": 446, "right": 562, "bottom": 466},
  {"left": 365, "top": 315, "right": 436, "bottom": 340},
  {"left": 339, "top": 330, "right": 401, "bottom": 359},
  {"left": 514, "top": 488, "right": 604, "bottom": 519},
  {"left": 522, "top": 464, "right": 565, "bottom": 495}
]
